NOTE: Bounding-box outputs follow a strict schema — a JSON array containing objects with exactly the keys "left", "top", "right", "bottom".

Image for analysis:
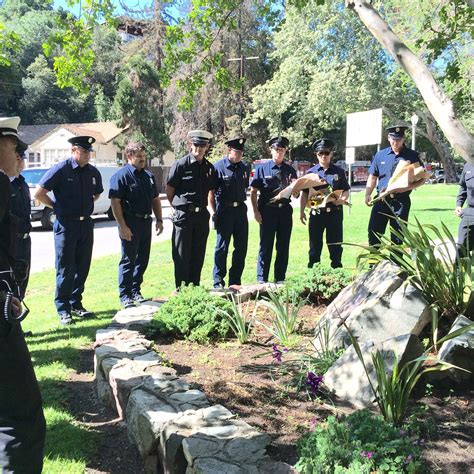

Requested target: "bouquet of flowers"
[
  {"left": 370, "top": 160, "right": 431, "bottom": 205},
  {"left": 270, "top": 173, "right": 328, "bottom": 202}
]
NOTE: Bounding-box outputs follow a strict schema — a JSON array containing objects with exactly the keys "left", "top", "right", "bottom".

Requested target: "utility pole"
[{"left": 228, "top": 55, "right": 259, "bottom": 131}]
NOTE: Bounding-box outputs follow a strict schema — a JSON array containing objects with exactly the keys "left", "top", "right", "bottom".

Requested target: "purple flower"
[
  {"left": 361, "top": 451, "right": 374, "bottom": 459},
  {"left": 404, "top": 454, "right": 413, "bottom": 464},
  {"left": 310, "top": 417, "right": 318, "bottom": 430},
  {"left": 306, "top": 372, "right": 323, "bottom": 394},
  {"left": 272, "top": 344, "right": 285, "bottom": 363}
]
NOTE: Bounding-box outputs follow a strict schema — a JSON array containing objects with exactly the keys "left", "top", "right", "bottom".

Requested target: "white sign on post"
[
  {"left": 346, "top": 108, "right": 383, "bottom": 147},
  {"left": 345, "top": 147, "right": 355, "bottom": 164}
]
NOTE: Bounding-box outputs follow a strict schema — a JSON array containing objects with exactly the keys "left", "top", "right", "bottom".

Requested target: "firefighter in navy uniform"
[
  {"left": 455, "top": 162, "right": 474, "bottom": 257},
  {"left": 210, "top": 137, "right": 250, "bottom": 289},
  {"left": 166, "top": 130, "right": 217, "bottom": 289},
  {"left": 109, "top": 142, "right": 164, "bottom": 308},
  {"left": 0, "top": 116, "right": 45, "bottom": 473},
  {"left": 250, "top": 136, "right": 297, "bottom": 283},
  {"left": 10, "top": 140, "right": 32, "bottom": 299},
  {"left": 300, "top": 138, "right": 350, "bottom": 268},
  {"left": 35, "top": 136, "right": 103, "bottom": 325},
  {"left": 365, "top": 126, "right": 422, "bottom": 247}
]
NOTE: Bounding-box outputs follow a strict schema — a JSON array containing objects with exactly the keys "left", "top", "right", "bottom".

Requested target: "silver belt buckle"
[
  {"left": 79, "top": 216, "right": 85, "bottom": 221},
  {"left": 326, "top": 208, "right": 331, "bottom": 213},
  {"left": 144, "top": 214, "right": 150, "bottom": 218},
  {"left": 390, "top": 193, "right": 395, "bottom": 199},
  {"left": 232, "top": 202, "right": 238, "bottom": 207},
  {"left": 278, "top": 203, "right": 283, "bottom": 208},
  {"left": 194, "top": 207, "right": 200, "bottom": 212}
]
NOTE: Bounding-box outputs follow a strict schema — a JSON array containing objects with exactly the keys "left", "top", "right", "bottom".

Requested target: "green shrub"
[
  {"left": 296, "top": 410, "right": 425, "bottom": 473},
  {"left": 284, "top": 266, "right": 352, "bottom": 305},
  {"left": 146, "top": 285, "right": 232, "bottom": 344}
]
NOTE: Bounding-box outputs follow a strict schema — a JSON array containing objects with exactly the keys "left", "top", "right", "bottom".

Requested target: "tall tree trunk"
[
  {"left": 346, "top": 0, "right": 474, "bottom": 163},
  {"left": 422, "top": 113, "right": 458, "bottom": 183}
]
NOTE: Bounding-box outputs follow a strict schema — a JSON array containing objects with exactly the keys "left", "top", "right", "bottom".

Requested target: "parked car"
[{"left": 23, "top": 165, "right": 118, "bottom": 230}]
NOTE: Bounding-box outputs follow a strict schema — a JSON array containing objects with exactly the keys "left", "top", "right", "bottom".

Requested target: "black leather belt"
[
  {"left": 176, "top": 204, "right": 204, "bottom": 213},
  {"left": 61, "top": 216, "right": 91, "bottom": 221},
  {"left": 125, "top": 211, "right": 151, "bottom": 219},
  {"left": 18, "top": 233, "right": 30, "bottom": 239},
  {"left": 266, "top": 201, "right": 290, "bottom": 208}
]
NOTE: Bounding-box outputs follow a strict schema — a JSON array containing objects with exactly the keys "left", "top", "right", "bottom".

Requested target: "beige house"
[{"left": 27, "top": 122, "right": 128, "bottom": 167}]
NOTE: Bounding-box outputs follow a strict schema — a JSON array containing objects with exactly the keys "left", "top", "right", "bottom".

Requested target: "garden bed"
[
  {"left": 152, "top": 302, "right": 328, "bottom": 465},
  {"left": 150, "top": 301, "right": 474, "bottom": 472}
]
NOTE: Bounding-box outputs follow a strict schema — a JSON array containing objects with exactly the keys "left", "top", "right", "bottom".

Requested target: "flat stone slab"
[
  {"left": 313, "top": 261, "right": 430, "bottom": 351},
  {"left": 324, "top": 333, "right": 424, "bottom": 408},
  {"left": 112, "top": 303, "right": 161, "bottom": 330},
  {"left": 438, "top": 314, "right": 474, "bottom": 382}
]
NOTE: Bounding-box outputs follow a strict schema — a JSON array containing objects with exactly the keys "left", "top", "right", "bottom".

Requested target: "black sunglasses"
[{"left": 317, "top": 150, "right": 331, "bottom": 156}]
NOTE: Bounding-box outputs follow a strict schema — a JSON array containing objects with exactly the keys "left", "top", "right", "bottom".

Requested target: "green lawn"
[{"left": 22, "top": 184, "right": 459, "bottom": 471}]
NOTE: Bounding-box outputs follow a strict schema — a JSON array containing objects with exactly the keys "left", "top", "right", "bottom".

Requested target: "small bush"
[
  {"left": 296, "top": 410, "right": 425, "bottom": 473},
  {"left": 284, "top": 266, "right": 352, "bottom": 305},
  {"left": 146, "top": 286, "right": 232, "bottom": 344}
]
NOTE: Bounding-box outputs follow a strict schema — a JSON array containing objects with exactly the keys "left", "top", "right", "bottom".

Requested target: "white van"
[{"left": 23, "top": 165, "right": 119, "bottom": 230}]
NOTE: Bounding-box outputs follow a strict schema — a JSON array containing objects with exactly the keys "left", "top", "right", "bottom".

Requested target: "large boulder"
[
  {"left": 323, "top": 333, "right": 424, "bottom": 408},
  {"left": 438, "top": 315, "right": 474, "bottom": 383},
  {"left": 313, "top": 261, "right": 430, "bottom": 351}
]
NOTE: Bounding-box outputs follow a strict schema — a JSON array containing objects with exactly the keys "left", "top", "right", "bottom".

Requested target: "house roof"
[
  {"left": 18, "top": 124, "right": 60, "bottom": 147},
  {"left": 30, "top": 122, "right": 128, "bottom": 147}
]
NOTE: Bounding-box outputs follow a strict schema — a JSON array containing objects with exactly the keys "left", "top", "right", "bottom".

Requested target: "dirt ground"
[{"left": 68, "top": 303, "right": 473, "bottom": 473}]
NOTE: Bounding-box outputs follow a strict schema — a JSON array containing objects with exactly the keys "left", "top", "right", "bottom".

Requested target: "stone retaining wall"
[{"left": 94, "top": 302, "right": 293, "bottom": 473}]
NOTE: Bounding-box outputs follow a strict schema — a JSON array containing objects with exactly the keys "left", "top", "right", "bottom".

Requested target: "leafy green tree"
[
  {"left": 19, "top": 55, "right": 94, "bottom": 123},
  {"left": 111, "top": 55, "right": 169, "bottom": 162}
]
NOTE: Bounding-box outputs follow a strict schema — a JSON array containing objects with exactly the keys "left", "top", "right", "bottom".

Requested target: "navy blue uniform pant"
[
  {"left": 257, "top": 205, "right": 293, "bottom": 283},
  {"left": 0, "top": 321, "right": 45, "bottom": 473},
  {"left": 213, "top": 205, "right": 248, "bottom": 287},
  {"left": 308, "top": 207, "right": 343, "bottom": 268},
  {"left": 118, "top": 216, "right": 152, "bottom": 301},
  {"left": 53, "top": 218, "right": 94, "bottom": 314},
  {"left": 172, "top": 209, "right": 210, "bottom": 288},
  {"left": 15, "top": 236, "right": 31, "bottom": 300},
  {"left": 368, "top": 197, "right": 411, "bottom": 247},
  {"left": 457, "top": 211, "right": 474, "bottom": 257}
]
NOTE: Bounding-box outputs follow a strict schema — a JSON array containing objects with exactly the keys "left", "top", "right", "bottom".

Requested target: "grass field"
[{"left": 21, "top": 184, "right": 459, "bottom": 472}]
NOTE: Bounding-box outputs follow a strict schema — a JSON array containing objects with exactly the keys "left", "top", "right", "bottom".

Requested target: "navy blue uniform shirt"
[
  {"left": 369, "top": 146, "right": 421, "bottom": 196},
  {"left": 39, "top": 158, "right": 103, "bottom": 219},
  {"left": 109, "top": 164, "right": 158, "bottom": 215},
  {"left": 250, "top": 160, "right": 297, "bottom": 207},
  {"left": 305, "top": 163, "right": 350, "bottom": 199},
  {"left": 10, "top": 174, "right": 31, "bottom": 233},
  {"left": 167, "top": 154, "right": 216, "bottom": 207},
  {"left": 456, "top": 163, "right": 474, "bottom": 208},
  {"left": 214, "top": 157, "right": 249, "bottom": 208}
]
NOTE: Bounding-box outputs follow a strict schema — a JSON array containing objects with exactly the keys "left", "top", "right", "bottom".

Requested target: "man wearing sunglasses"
[
  {"left": 365, "top": 126, "right": 422, "bottom": 247},
  {"left": 35, "top": 135, "right": 103, "bottom": 325},
  {"left": 209, "top": 137, "right": 250, "bottom": 289},
  {"left": 250, "top": 136, "right": 297, "bottom": 283},
  {"left": 166, "top": 130, "right": 217, "bottom": 289},
  {"left": 300, "top": 138, "right": 350, "bottom": 268},
  {"left": 0, "top": 116, "right": 45, "bottom": 473}
]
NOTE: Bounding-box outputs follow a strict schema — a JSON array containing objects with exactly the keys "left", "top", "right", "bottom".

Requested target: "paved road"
[{"left": 30, "top": 186, "right": 366, "bottom": 274}]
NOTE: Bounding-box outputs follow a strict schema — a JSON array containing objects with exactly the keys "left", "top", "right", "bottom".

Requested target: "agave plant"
[
  {"left": 346, "top": 321, "right": 474, "bottom": 426},
  {"left": 354, "top": 217, "right": 474, "bottom": 319},
  {"left": 257, "top": 287, "right": 306, "bottom": 347}
]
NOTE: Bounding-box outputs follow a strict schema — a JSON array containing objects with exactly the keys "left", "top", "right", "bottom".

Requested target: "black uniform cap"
[
  {"left": 267, "top": 136, "right": 289, "bottom": 149},
  {"left": 312, "top": 138, "right": 335, "bottom": 152},
  {"left": 68, "top": 135, "right": 96, "bottom": 151},
  {"left": 386, "top": 126, "right": 408, "bottom": 139},
  {"left": 225, "top": 137, "right": 246, "bottom": 151},
  {"left": 187, "top": 129, "right": 213, "bottom": 145},
  {"left": 16, "top": 140, "right": 28, "bottom": 157}
]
